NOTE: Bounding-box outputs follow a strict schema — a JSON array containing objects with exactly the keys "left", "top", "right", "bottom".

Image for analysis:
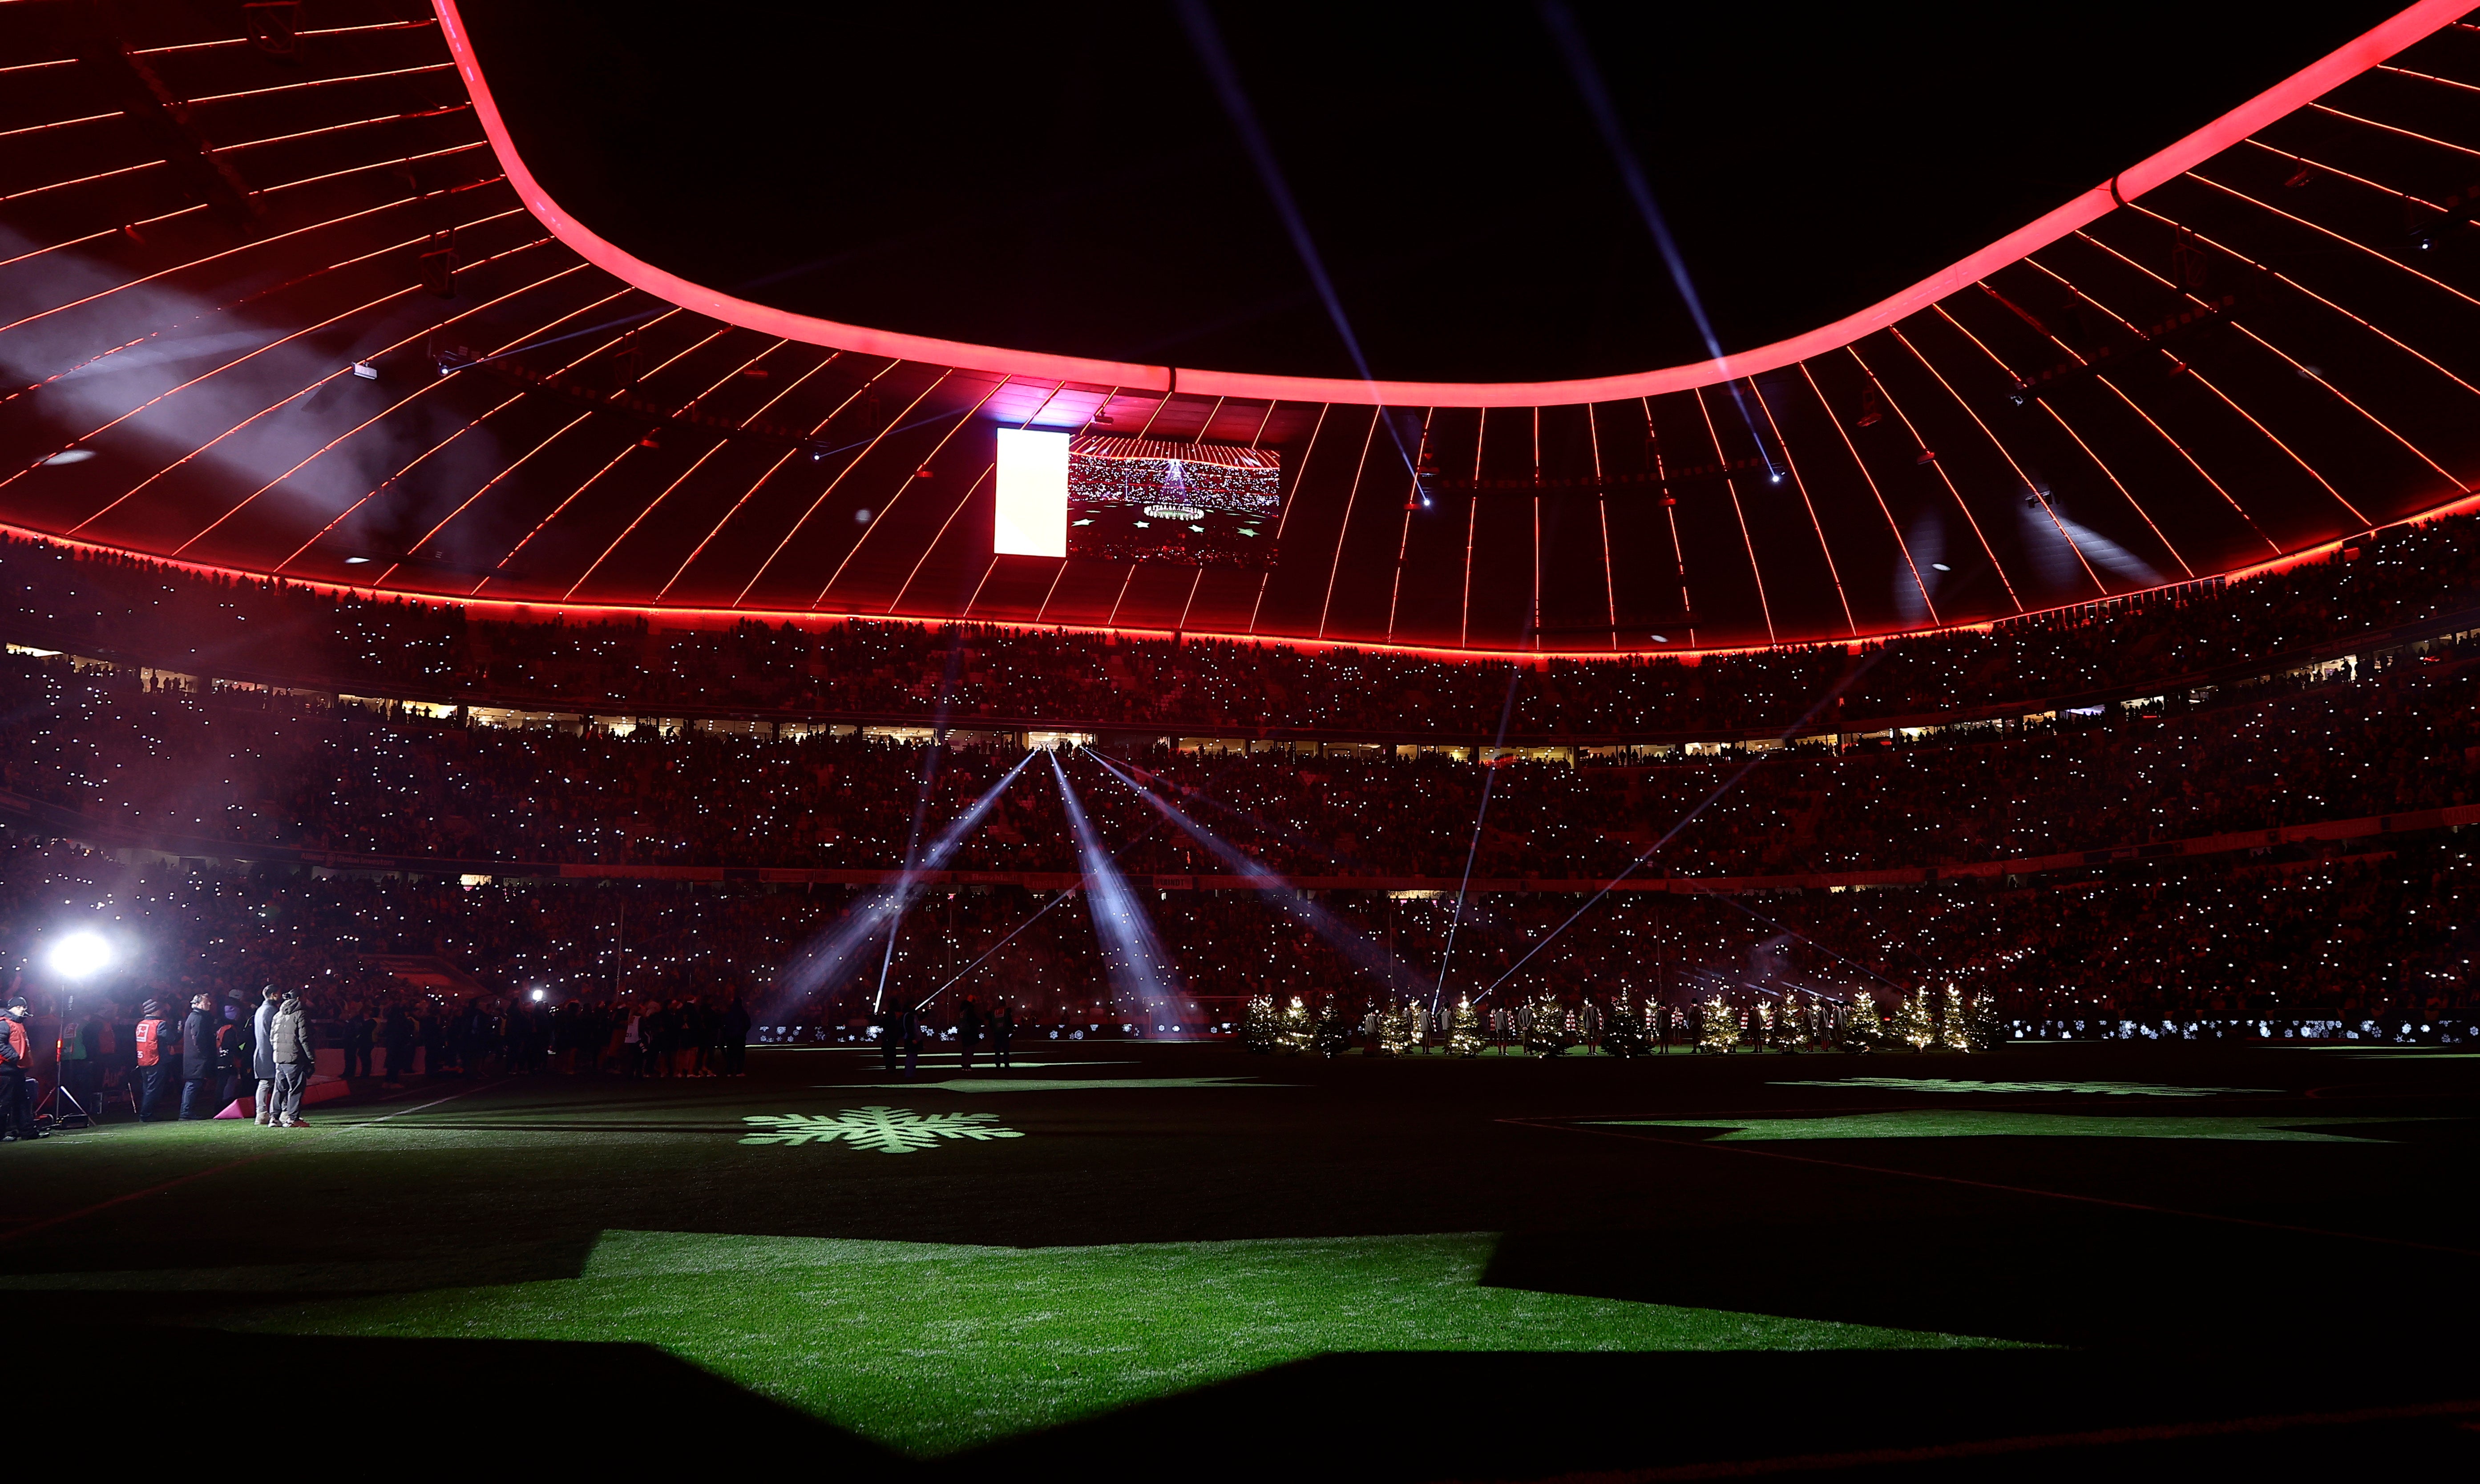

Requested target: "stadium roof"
[{"left": 2, "top": 0, "right": 2478, "bottom": 655}]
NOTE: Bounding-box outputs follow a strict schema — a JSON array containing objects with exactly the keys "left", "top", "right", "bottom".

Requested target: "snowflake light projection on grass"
[{"left": 740, "top": 1106, "right": 1026, "bottom": 1154}]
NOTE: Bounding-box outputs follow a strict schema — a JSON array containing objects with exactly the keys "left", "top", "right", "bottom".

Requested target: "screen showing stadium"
[{"left": 1067, "top": 435, "right": 1281, "bottom": 568}]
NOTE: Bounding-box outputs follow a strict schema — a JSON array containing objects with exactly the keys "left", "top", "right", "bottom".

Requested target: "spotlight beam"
[
  {"left": 874, "top": 630, "right": 974, "bottom": 1012},
  {"left": 1081, "top": 749, "right": 1419, "bottom": 991},
  {"left": 1049, "top": 751, "right": 1182, "bottom": 1020},
  {"left": 771, "top": 746, "right": 1037, "bottom": 1019},
  {"left": 1475, "top": 656, "right": 1880, "bottom": 1004},
  {"left": 911, "top": 810, "right": 1180, "bottom": 1013},
  {"left": 1436, "top": 666, "right": 1526, "bottom": 1008}
]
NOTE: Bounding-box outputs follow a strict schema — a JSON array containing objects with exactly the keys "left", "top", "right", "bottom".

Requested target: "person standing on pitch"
[
  {"left": 133, "top": 997, "right": 177, "bottom": 1121},
  {"left": 957, "top": 997, "right": 983, "bottom": 1071},
  {"left": 0, "top": 996, "right": 36, "bottom": 1141},
  {"left": 267, "top": 989, "right": 315, "bottom": 1128},
  {"left": 178, "top": 992, "right": 218, "bottom": 1120},
  {"left": 251, "top": 985, "right": 281, "bottom": 1125},
  {"left": 990, "top": 1002, "right": 1014, "bottom": 1070}
]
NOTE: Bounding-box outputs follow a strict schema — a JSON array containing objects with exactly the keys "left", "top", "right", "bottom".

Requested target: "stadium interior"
[{"left": 4, "top": 1, "right": 2480, "bottom": 1476}]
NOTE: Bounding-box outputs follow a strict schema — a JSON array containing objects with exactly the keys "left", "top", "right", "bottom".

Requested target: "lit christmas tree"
[
  {"left": 1839, "top": 992, "right": 1880, "bottom": 1052},
  {"left": 1774, "top": 996, "right": 1809, "bottom": 1052},
  {"left": 1699, "top": 996, "right": 1741, "bottom": 1053},
  {"left": 1602, "top": 992, "right": 1649, "bottom": 1058},
  {"left": 1893, "top": 988, "right": 1937, "bottom": 1050},
  {"left": 1448, "top": 996, "right": 1484, "bottom": 1057},
  {"left": 1938, "top": 984, "right": 1972, "bottom": 1052},
  {"left": 1276, "top": 996, "right": 1313, "bottom": 1054},
  {"left": 1242, "top": 994, "right": 1277, "bottom": 1054},
  {"left": 1526, "top": 992, "right": 1572, "bottom": 1057},
  {"left": 1965, "top": 988, "right": 2005, "bottom": 1053},
  {"left": 1312, "top": 998, "right": 1354, "bottom": 1058},
  {"left": 1752, "top": 1000, "right": 1775, "bottom": 1049},
  {"left": 1379, "top": 1003, "right": 1413, "bottom": 1056}
]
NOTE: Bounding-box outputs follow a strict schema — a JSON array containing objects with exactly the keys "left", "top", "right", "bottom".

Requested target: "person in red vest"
[
  {"left": 133, "top": 996, "right": 178, "bottom": 1122},
  {"left": 0, "top": 996, "right": 35, "bottom": 1141}
]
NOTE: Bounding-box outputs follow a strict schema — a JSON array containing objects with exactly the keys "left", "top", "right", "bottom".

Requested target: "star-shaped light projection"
[
  {"left": 740, "top": 1106, "right": 1024, "bottom": 1153},
  {"left": 1597, "top": 1110, "right": 2436, "bottom": 1143}
]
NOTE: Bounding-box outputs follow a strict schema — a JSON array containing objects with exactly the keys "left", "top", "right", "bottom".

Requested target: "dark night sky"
[{"left": 461, "top": 2, "right": 2405, "bottom": 383}]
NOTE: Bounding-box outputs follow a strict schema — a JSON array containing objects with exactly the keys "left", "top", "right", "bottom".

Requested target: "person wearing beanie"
[
  {"left": 0, "top": 996, "right": 36, "bottom": 1141},
  {"left": 266, "top": 989, "right": 315, "bottom": 1128}
]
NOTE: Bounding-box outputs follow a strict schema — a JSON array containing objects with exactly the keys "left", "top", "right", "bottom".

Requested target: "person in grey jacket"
[
  {"left": 250, "top": 986, "right": 283, "bottom": 1126},
  {"left": 267, "top": 990, "right": 315, "bottom": 1128}
]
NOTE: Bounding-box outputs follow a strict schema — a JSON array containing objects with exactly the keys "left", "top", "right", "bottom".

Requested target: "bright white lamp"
[{"left": 48, "top": 931, "right": 111, "bottom": 980}]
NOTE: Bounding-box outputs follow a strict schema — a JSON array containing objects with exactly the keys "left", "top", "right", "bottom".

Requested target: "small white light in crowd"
[
  {"left": 48, "top": 931, "right": 112, "bottom": 979},
  {"left": 351, "top": 362, "right": 378, "bottom": 380},
  {"left": 41, "top": 449, "right": 94, "bottom": 465},
  {"left": 531, "top": 988, "right": 545, "bottom": 1001}
]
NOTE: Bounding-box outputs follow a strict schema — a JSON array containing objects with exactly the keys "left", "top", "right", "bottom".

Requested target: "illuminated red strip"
[
  {"left": 1889, "top": 323, "right": 2103, "bottom": 596},
  {"left": 1691, "top": 386, "right": 1774, "bottom": 643},
  {"left": 560, "top": 339, "right": 793, "bottom": 597},
  {"left": 185, "top": 63, "right": 457, "bottom": 106},
  {"left": 1587, "top": 402, "right": 1618, "bottom": 646},
  {"left": 1747, "top": 378, "right": 1854, "bottom": 635},
  {"left": 452, "top": 323, "right": 736, "bottom": 585},
  {"left": 652, "top": 352, "right": 864, "bottom": 601},
  {"left": 2061, "top": 230, "right": 2371, "bottom": 525},
  {"left": 813, "top": 372, "right": 1015, "bottom": 607},
  {"left": 1317, "top": 406, "right": 1384, "bottom": 639},
  {"left": 174, "top": 257, "right": 592, "bottom": 556},
  {"left": 428, "top": 0, "right": 2468, "bottom": 407},
  {"left": 1250, "top": 400, "right": 1329, "bottom": 634},
  {"left": 1798, "top": 363, "right": 1934, "bottom": 624},
  {"left": 1936, "top": 300, "right": 2194, "bottom": 578},
  {"left": 384, "top": 306, "right": 691, "bottom": 585},
  {"left": 278, "top": 284, "right": 643, "bottom": 570},
  {"left": 734, "top": 368, "right": 948, "bottom": 606},
  {"left": 2207, "top": 151, "right": 2480, "bottom": 309},
  {"left": 1638, "top": 397, "right": 1699, "bottom": 641},
  {"left": 2131, "top": 194, "right": 2480, "bottom": 409},
  {"left": 1846, "top": 344, "right": 2020, "bottom": 610},
  {"left": 2013, "top": 257, "right": 2279, "bottom": 550}
]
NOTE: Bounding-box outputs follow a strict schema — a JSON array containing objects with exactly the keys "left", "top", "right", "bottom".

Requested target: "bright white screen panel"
[{"left": 994, "top": 427, "right": 1069, "bottom": 557}]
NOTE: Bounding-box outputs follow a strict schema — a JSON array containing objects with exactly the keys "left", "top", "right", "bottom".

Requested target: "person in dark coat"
[
  {"left": 178, "top": 992, "right": 218, "bottom": 1119},
  {"left": 134, "top": 996, "right": 178, "bottom": 1122},
  {"left": 215, "top": 998, "right": 250, "bottom": 1109},
  {"left": 381, "top": 1004, "right": 415, "bottom": 1081},
  {"left": 252, "top": 985, "right": 282, "bottom": 1125},
  {"left": 898, "top": 1006, "right": 922, "bottom": 1081},
  {"left": 717, "top": 996, "right": 750, "bottom": 1076},
  {"left": 990, "top": 1003, "right": 1014, "bottom": 1070},
  {"left": 0, "top": 996, "right": 36, "bottom": 1141},
  {"left": 957, "top": 997, "right": 984, "bottom": 1072},
  {"left": 343, "top": 1004, "right": 376, "bottom": 1079}
]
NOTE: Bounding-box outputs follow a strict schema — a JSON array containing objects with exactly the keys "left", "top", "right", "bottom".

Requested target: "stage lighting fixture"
[
  {"left": 344, "top": 555, "right": 371, "bottom": 565},
  {"left": 530, "top": 988, "right": 545, "bottom": 1001},
  {"left": 48, "top": 931, "right": 111, "bottom": 980},
  {"left": 351, "top": 362, "right": 378, "bottom": 380},
  {"left": 854, "top": 508, "right": 872, "bottom": 524},
  {"left": 1931, "top": 562, "right": 1952, "bottom": 571},
  {"left": 1648, "top": 633, "right": 1668, "bottom": 643},
  {"left": 1915, "top": 448, "right": 1937, "bottom": 464},
  {"left": 41, "top": 449, "right": 93, "bottom": 465}
]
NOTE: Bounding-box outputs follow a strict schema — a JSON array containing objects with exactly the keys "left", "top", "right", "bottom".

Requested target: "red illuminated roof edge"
[{"left": 431, "top": 0, "right": 2464, "bottom": 408}]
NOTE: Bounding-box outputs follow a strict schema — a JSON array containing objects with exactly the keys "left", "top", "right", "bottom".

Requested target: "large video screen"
[{"left": 1066, "top": 435, "right": 1281, "bottom": 569}]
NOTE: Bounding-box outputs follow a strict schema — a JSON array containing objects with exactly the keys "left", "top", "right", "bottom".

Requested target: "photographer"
[{"left": 0, "top": 996, "right": 34, "bottom": 1141}]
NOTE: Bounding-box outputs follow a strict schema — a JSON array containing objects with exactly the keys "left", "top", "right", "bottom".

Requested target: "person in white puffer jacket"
[{"left": 267, "top": 991, "right": 316, "bottom": 1129}]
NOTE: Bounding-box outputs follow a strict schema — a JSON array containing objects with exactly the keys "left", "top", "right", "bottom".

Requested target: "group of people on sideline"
[{"left": 875, "top": 995, "right": 1014, "bottom": 1078}]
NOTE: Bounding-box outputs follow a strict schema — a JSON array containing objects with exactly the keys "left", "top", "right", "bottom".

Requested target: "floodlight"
[
  {"left": 48, "top": 931, "right": 111, "bottom": 980},
  {"left": 530, "top": 988, "right": 545, "bottom": 1001}
]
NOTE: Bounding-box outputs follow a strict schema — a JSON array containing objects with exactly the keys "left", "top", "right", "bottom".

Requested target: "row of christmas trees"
[{"left": 1241, "top": 984, "right": 2000, "bottom": 1057}]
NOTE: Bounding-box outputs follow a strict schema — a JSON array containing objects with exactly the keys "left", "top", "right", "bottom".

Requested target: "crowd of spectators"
[
  {"left": 2, "top": 507, "right": 2476, "bottom": 737},
  {"left": 0, "top": 637, "right": 2472, "bottom": 881}
]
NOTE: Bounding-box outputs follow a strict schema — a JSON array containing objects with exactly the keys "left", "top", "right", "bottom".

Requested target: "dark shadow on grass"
[
  {"left": 42, "top": 1326, "right": 896, "bottom": 1471},
  {"left": 1480, "top": 1216, "right": 2480, "bottom": 1353},
  {"left": 957, "top": 1350, "right": 2480, "bottom": 1484}
]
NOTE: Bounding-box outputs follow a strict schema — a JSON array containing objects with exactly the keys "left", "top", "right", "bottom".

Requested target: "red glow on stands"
[{"left": 427, "top": 0, "right": 2467, "bottom": 408}]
